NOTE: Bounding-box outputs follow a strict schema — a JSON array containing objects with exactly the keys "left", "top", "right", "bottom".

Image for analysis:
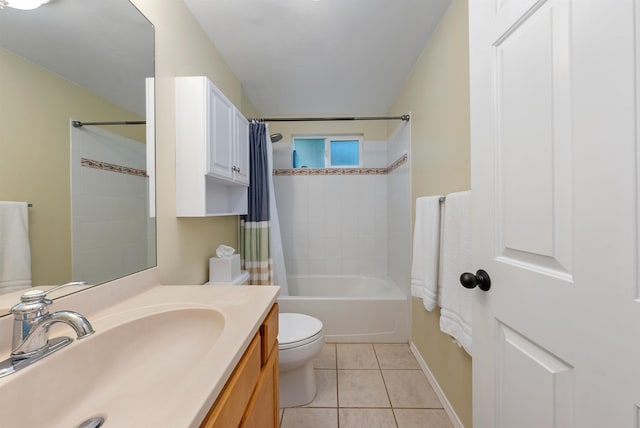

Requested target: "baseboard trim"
[{"left": 410, "top": 342, "right": 465, "bottom": 428}]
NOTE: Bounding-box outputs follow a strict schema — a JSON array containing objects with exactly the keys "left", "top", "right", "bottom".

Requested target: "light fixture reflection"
[{"left": 0, "top": 0, "right": 50, "bottom": 10}]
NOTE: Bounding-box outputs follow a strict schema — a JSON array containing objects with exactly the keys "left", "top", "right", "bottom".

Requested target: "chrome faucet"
[{"left": 0, "top": 281, "right": 94, "bottom": 377}]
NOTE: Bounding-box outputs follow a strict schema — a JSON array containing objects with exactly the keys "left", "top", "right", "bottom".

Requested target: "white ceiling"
[{"left": 183, "top": 0, "right": 451, "bottom": 117}]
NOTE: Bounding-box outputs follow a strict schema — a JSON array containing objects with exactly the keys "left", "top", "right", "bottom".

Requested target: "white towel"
[
  {"left": 410, "top": 196, "right": 443, "bottom": 311},
  {"left": 0, "top": 201, "right": 32, "bottom": 292},
  {"left": 439, "top": 191, "right": 473, "bottom": 355}
]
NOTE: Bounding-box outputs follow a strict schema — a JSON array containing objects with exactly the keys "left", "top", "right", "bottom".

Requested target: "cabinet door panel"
[
  {"left": 207, "top": 83, "right": 234, "bottom": 180},
  {"left": 242, "top": 346, "right": 279, "bottom": 428},
  {"left": 200, "top": 334, "right": 261, "bottom": 428},
  {"left": 234, "top": 110, "right": 250, "bottom": 185}
]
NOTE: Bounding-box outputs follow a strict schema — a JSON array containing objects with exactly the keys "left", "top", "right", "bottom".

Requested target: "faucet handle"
[
  {"left": 12, "top": 281, "right": 88, "bottom": 317},
  {"left": 19, "top": 281, "right": 88, "bottom": 303},
  {"left": 12, "top": 290, "right": 52, "bottom": 319}
]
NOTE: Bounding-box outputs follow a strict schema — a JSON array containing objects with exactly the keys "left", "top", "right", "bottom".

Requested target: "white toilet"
[
  {"left": 278, "top": 313, "right": 325, "bottom": 407},
  {"left": 204, "top": 269, "right": 324, "bottom": 407}
]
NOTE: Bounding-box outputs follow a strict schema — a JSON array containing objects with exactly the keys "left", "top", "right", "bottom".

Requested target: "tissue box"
[{"left": 209, "top": 254, "right": 241, "bottom": 282}]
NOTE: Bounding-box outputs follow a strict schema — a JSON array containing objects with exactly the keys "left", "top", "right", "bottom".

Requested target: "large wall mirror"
[{"left": 0, "top": 0, "right": 155, "bottom": 313}]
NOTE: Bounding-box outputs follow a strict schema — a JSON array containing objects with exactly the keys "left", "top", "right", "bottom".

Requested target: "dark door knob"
[{"left": 459, "top": 269, "right": 491, "bottom": 291}]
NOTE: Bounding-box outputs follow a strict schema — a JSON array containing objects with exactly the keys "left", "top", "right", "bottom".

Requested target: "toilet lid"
[{"left": 278, "top": 313, "right": 324, "bottom": 350}]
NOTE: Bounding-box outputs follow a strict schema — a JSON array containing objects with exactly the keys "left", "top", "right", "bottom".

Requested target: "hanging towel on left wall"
[
  {"left": 0, "top": 201, "right": 32, "bottom": 292},
  {"left": 439, "top": 190, "right": 473, "bottom": 355},
  {"left": 410, "top": 195, "right": 443, "bottom": 311}
]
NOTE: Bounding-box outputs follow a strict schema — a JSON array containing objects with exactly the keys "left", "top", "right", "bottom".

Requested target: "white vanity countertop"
[
  {"left": 0, "top": 268, "right": 280, "bottom": 428},
  {"left": 93, "top": 284, "right": 280, "bottom": 427}
]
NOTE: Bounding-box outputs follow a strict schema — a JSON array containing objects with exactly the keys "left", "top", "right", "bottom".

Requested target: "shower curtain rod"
[
  {"left": 252, "top": 114, "right": 410, "bottom": 123},
  {"left": 71, "top": 120, "right": 146, "bottom": 128}
]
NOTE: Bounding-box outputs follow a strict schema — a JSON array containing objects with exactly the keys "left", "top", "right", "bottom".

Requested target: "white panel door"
[{"left": 469, "top": 0, "right": 640, "bottom": 426}]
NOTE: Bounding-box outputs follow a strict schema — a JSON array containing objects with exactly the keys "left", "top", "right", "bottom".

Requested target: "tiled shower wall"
[{"left": 273, "top": 138, "right": 410, "bottom": 285}]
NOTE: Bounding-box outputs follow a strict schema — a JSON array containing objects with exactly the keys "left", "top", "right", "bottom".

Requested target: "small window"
[
  {"left": 329, "top": 139, "right": 359, "bottom": 167},
  {"left": 292, "top": 136, "right": 361, "bottom": 168},
  {"left": 292, "top": 138, "right": 325, "bottom": 168}
]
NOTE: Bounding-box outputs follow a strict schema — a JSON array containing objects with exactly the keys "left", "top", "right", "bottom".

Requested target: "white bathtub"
[{"left": 277, "top": 275, "right": 409, "bottom": 343}]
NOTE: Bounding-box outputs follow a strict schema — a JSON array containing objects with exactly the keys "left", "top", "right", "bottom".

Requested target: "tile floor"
[{"left": 279, "top": 343, "right": 454, "bottom": 428}]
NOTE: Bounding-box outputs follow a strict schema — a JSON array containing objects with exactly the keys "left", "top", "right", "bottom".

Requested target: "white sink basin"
[{"left": 0, "top": 305, "right": 225, "bottom": 427}]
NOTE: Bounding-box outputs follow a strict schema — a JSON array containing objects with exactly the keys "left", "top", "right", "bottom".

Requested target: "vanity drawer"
[
  {"left": 200, "top": 333, "right": 261, "bottom": 428},
  {"left": 260, "top": 303, "right": 278, "bottom": 365}
]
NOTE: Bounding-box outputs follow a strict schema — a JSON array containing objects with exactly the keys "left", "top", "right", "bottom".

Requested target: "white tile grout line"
[{"left": 409, "top": 342, "right": 465, "bottom": 428}]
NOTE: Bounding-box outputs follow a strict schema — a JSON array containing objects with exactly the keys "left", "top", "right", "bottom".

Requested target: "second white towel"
[
  {"left": 439, "top": 190, "right": 473, "bottom": 355},
  {"left": 410, "top": 195, "right": 443, "bottom": 311}
]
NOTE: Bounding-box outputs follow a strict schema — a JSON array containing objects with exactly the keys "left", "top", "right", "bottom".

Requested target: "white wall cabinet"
[{"left": 175, "top": 76, "right": 250, "bottom": 216}]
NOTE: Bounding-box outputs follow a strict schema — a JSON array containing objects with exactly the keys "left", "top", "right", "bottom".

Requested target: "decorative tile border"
[
  {"left": 274, "top": 153, "right": 408, "bottom": 176},
  {"left": 81, "top": 157, "right": 147, "bottom": 177},
  {"left": 387, "top": 153, "right": 409, "bottom": 174}
]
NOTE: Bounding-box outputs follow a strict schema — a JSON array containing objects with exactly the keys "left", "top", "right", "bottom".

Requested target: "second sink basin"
[{"left": 0, "top": 305, "right": 225, "bottom": 427}]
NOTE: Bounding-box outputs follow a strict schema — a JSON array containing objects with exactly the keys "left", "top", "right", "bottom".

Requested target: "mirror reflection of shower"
[{"left": 70, "top": 124, "right": 156, "bottom": 285}]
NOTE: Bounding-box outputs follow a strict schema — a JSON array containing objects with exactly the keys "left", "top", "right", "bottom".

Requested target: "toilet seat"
[{"left": 278, "top": 313, "right": 323, "bottom": 350}]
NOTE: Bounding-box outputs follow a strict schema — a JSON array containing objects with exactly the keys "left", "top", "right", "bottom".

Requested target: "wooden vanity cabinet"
[
  {"left": 200, "top": 304, "right": 279, "bottom": 428},
  {"left": 243, "top": 304, "right": 279, "bottom": 428}
]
